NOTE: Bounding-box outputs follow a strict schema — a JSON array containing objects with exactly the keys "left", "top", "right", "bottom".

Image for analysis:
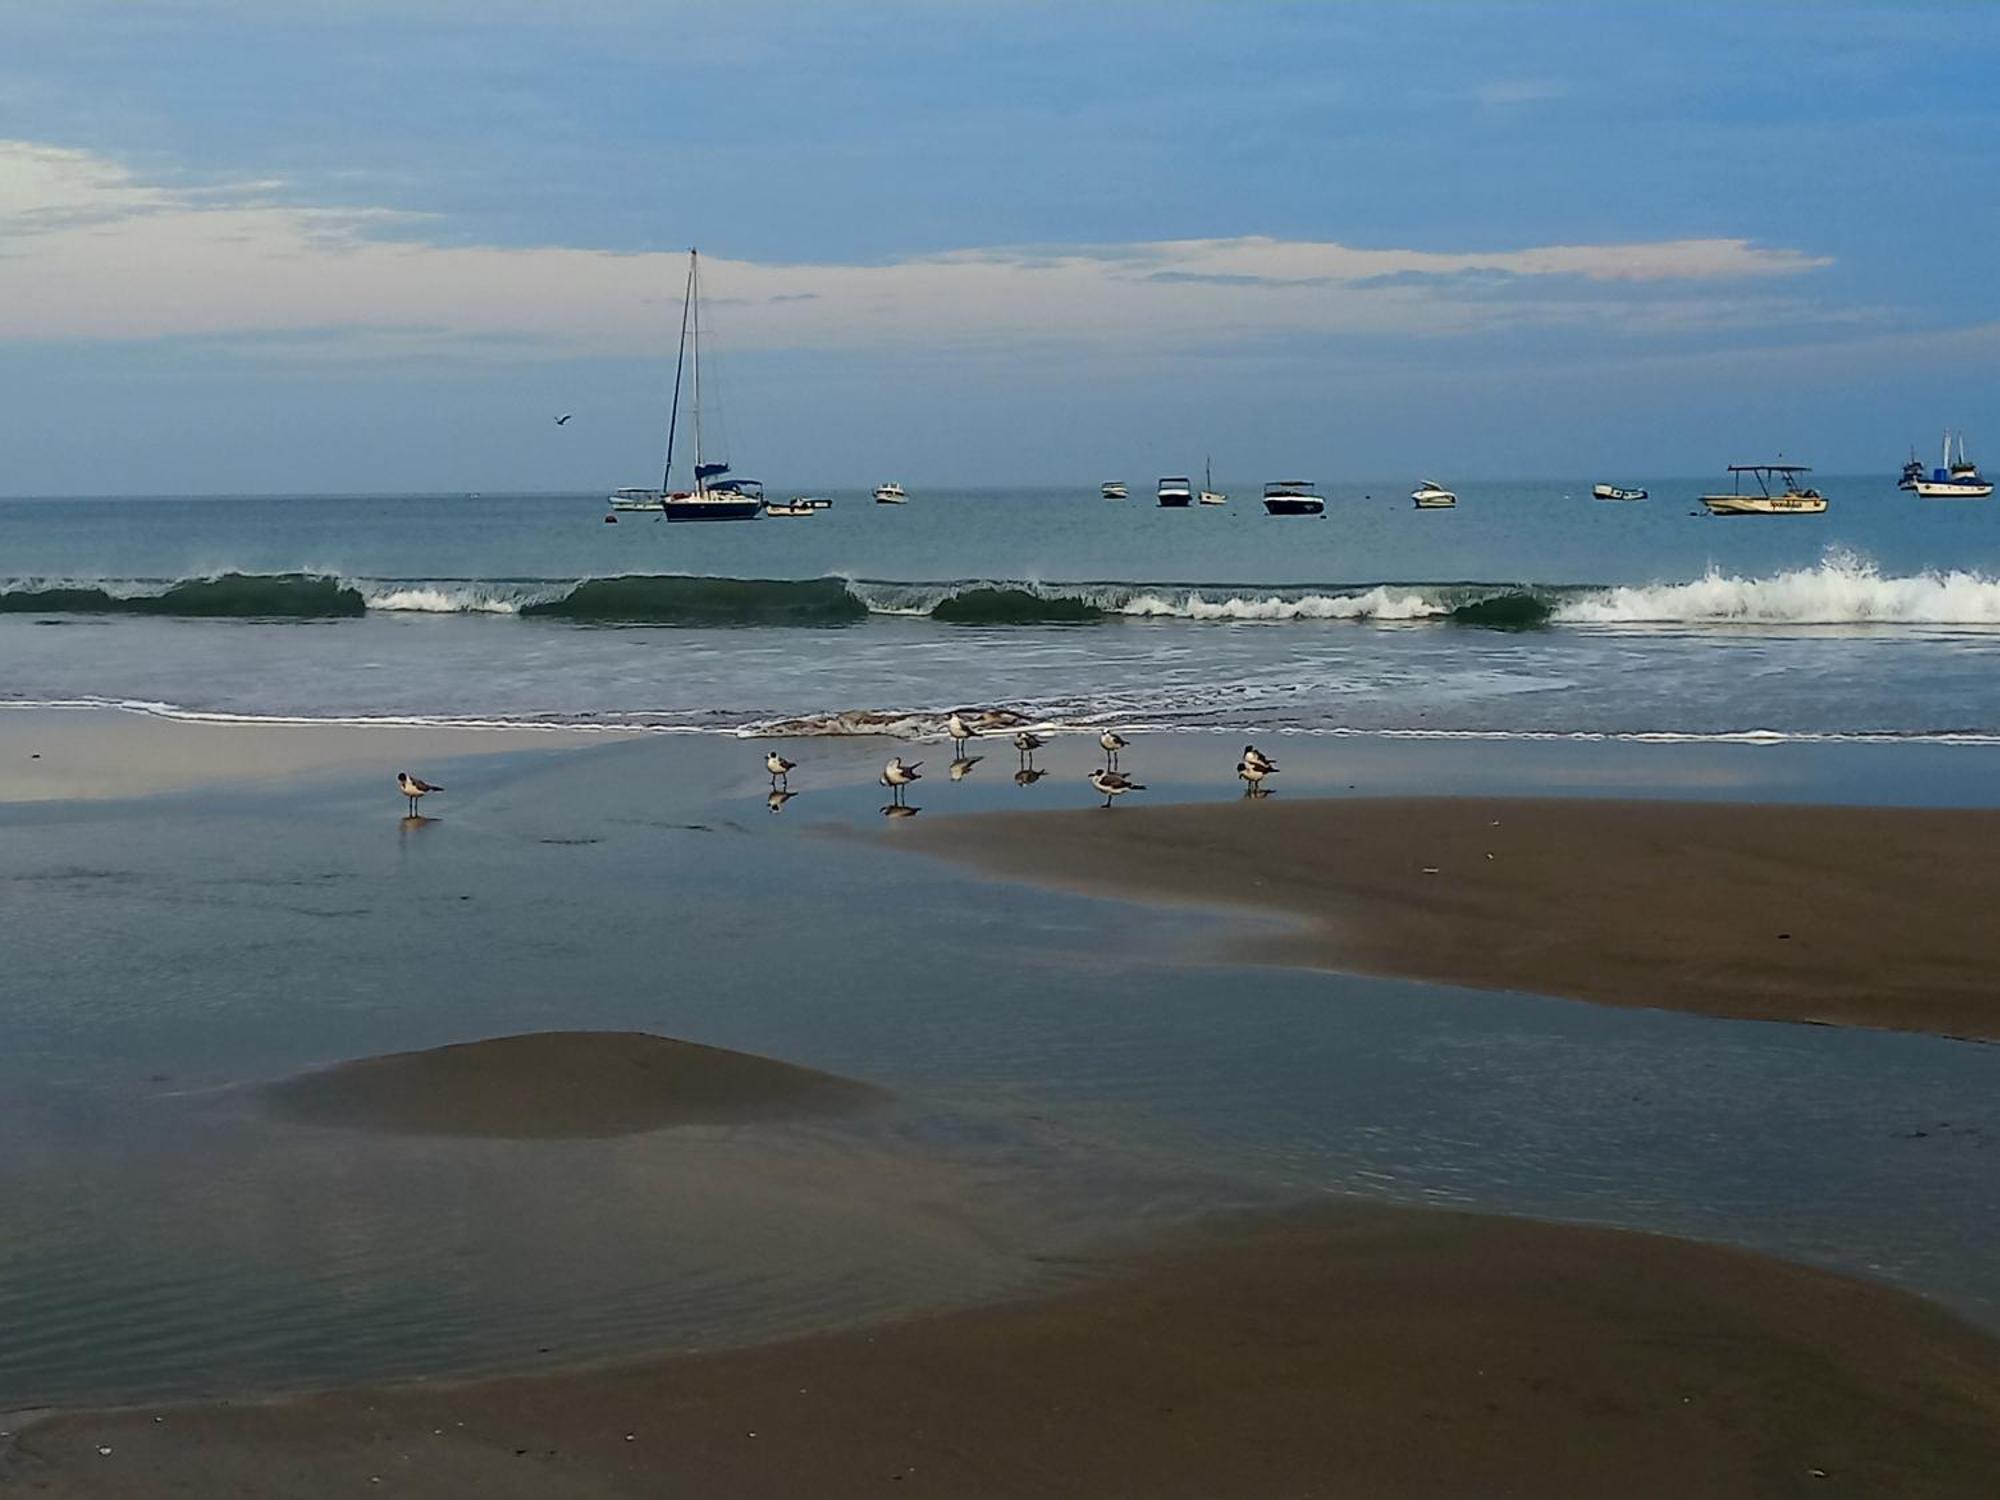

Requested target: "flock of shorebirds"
[{"left": 397, "top": 725, "right": 1280, "bottom": 821}]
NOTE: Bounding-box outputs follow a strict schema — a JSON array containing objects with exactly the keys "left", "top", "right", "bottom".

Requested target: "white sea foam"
[
  {"left": 361, "top": 584, "right": 527, "bottom": 614},
  {"left": 1115, "top": 587, "right": 1445, "bottom": 621},
  {"left": 1556, "top": 552, "right": 2000, "bottom": 626}
]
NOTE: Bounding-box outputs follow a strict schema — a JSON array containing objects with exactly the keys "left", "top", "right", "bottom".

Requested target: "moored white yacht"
[
  {"left": 1411, "top": 480, "right": 1457, "bottom": 509},
  {"left": 1261, "top": 480, "right": 1324, "bottom": 516},
  {"left": 1100, "top": 481, "right": 1128, "bottom": 500},
  {"left": 1911, "top": 432, "right": 1993, "bottom": 498},
  {"left": 1700, "top": 463, "right": 1827, "bottom": 515},
  {"left": 609, "top": 249, "right": 763, "bottom": 523},
  {"left": 1157, "top": 475, "right": 1194, "bottom": 507},
  {"left": 874, "top": 482, "right": 908, "bottom": 504}
]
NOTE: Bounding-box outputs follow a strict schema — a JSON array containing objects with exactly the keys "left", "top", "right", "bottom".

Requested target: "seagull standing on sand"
[
  {"left": 397, "top": 772, "right": 441, "bottom": 816},
  {"left": 765, "top": 751, "right": 797, "bottom": 788},
  {"left": 1099, "top": 730, "right": 1128, "bottom": 768},
  {"left": 948, "top": 712, "right": 979, "bottom": 755},
  {"left": 881, "top": 755, "right": 922, "bottom": 804},
  {"left": 1013, "top": 730, "right": 1047, "bottom": 764},
  {"left": 1238, "top": 759, "right": 1277, "bottom": 796},
  {"left": 1088, "top": 767, "right": 1144, "bottom": 808},
  {"left": 1241, "top": 745, "right": 1277, "bottom": 775}
]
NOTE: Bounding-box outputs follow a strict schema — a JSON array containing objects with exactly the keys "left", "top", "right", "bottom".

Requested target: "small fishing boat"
[
  {"left": 1198, "top": 456, "right": 1227, "bottom": 506},
  {"left": 1100, "top": 481, "right": 1128, "bottom": 500},
  {"left": 1911, "top": 432, "right": 1993, "bottom": 498},
  {"left": 874, "top": 482, "right": 908, "bottom": 504},
  {"left": 610, "top": 249, "right": 765, "bottom": 523},
  {"left": 1700, "top": 463, "right": 1827, "bottom": 516},
  {"left": 798, "top": 496, "right": 834, "bottom": 509},
  {"left": 1591, "top": 483, "right": 1648, "bottom": 501},
  {"left": 1411, "top": 480, "right": 1457, "bottom": 509},
  {"left": 1261, "top": 480, "right": 1324, "bottom": 516},
  {"left": 1157, "top": 476, "right": 1194, "bottom": 507},
  {"left": 764, "top": 498, "right": 817, "bottom": 517},
  {"left": 1899, "top": 449, "right": 1926, "bottom": 491}
]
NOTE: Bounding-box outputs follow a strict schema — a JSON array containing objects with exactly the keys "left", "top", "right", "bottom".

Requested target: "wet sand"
[
  {"left": 895, "top": 796, "right": 2000, "bottom": 1039},
  {"left": 263, "top": 1032, "right": 889, "bottom": 1139},
  {"left": 10, "top": 1204, "right": 2000, "bottom": 1498},
  {"left": 0, "top": 706, "right": 618, "bottom": 803}
]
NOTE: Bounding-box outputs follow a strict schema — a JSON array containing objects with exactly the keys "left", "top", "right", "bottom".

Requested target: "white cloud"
[{"left": 0, "top": 139, "right": 1836, "bottom": 359}]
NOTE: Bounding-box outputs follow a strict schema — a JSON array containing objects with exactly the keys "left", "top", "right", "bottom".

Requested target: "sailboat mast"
[
  {"left": 689, "top": 250, "right": 705, "bottom": 493},
  {"left": 660, "top": 251, "right": 696, "bottom": 492}
]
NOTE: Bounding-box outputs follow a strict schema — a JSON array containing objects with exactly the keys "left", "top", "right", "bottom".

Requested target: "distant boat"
[
  {"left": 794, "top": 496, "right": 834, "bottom": 509},
  {"left": 1157, "top": 475, "right": 1193, "bottom": 508},
  {"left": 764, "top": 499, "right": 816, "bottom": 517},
  {"left": 1411, "top": 480, "right": 1457, "bottom": 509},
  {"left": 610, "top": 249, "right": 763, "bottom": 523},
  {"left": 874, "top": 482, "right": 908, "bottom": 504},
  {"left": 1899, "top": 448, "right": 1926, "bottom": 492},
  {"left": 1101, "top": 481, "right": 1128, "bottom": 501},
  {"left": 1911, "top": 431, "right": 1993, "bottom": 498},
  {"left": 1700, "top": 462, "right": 1827, "bottom": 516},
  {"left": 1592, "top": 483, "right": 1648, "bottom": 501},
  {"left": 1198, "top": 456, "right": 1227, "bottom": 506},
  {"left": 1261, "top": 480, "right": 1324, "bottom": 516}
]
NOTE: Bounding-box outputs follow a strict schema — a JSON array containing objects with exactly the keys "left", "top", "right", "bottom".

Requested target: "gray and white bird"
[
  {"left": 765, "top": 751, "right": 797, "bottom": 787},
  {"left": 1241, "top": 744, "right": 1277, "bottom": 774},
  {"left": 947, "top": 712, "right": 979, "bottom": 754},
  {"left": 881, "top": 755, "right": 923, "bottom": 803},
  {"left": 1012, "top": 730, "right": 1047, "bottom": 760},
  {"left": 1088, "top": 767, "right": 1144, "bottom": 808},
  {"left": 1098, "top": 730, "right": 1129, "bottom": 767},
  {"left": 397, "top": 771, "right": 441, "bottom": 816}
]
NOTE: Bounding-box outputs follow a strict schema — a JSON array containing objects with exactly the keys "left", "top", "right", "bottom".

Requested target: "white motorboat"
[
  {"left": 609, "top": 249, "right": 764, "bottom": 523},
  {"left": 764, "top": 498, "right": 817, "bottom": 516},
  {"left": 1591, "top": 483, "right": 1648, "bottom": 501},
  {"left": 1157, "top": 475, "right": 1193, "bottom": 507},
  {"left": 1261, "top": 480, "right": 1324, "bottom": 516},
  {"left": 1100, "top": 481, "right": 1128, "bottom": 500},
  {"left": 874, "top": 482, "right": 908, "bottom": 504},
  {"left": 1411, "top": 480, "right": 1457, "bottom": 509},
  {"left": 1911, "top": 432, "right": 1993, "bottom": 498},
  {"left": 1700, "top": 462, "right": 1827, "bottom": 515}
]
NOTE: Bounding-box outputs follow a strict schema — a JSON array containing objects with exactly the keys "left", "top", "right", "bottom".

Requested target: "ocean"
[{"left": 7, "top": 476, "right": 2000, "bottom": 743}]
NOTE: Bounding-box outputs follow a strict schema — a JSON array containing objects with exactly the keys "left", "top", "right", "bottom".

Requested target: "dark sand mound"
[{"left": 263, "top": 1031, "right": 886, "bottom": 1139}]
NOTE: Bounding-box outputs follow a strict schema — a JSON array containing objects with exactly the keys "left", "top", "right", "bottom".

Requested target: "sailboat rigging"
[{"left": 608, "top": 249, "right": 765, "bottom": 521}]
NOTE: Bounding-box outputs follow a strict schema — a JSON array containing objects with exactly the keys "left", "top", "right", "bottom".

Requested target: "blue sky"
[{"left": 2, "top": 1, "right": 1997, "bottom": 492}]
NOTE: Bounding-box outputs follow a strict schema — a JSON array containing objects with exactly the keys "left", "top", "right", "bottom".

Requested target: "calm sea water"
[{"left": 6, "top": 478, "right": 2000, "bottom": 740}]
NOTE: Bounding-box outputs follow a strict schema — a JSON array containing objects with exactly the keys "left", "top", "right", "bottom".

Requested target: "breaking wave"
[{"left": 5, "top": 556, "right": 1998, "bottom": 629}]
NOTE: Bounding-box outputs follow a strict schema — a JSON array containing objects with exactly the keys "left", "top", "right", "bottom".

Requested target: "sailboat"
[
  {"left": 1198, "top": 457, "right": 1227, "bottom": 506},
  {"left": 1911, "top": 431, "right": 1993, "bottom": 498},
  {"left": 608, "top": 249, "right": 764, "bottom": 522}
]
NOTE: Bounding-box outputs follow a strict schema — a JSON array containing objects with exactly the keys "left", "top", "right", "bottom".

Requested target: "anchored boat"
[
  {"left": 1592, "top": 483, "right": 1648, "bottom": 501},
  {"left": 873, "top": 482, "right": 908, "bottom": 504},
  {"left": 1911, "top": 432, "right": 1992, "bottom": 498},
  {"left": 1411, "top": 480, "right": 1457, "bottom": 509},
  {"left": 1100, "top": 481, "right": 1128, "bottom": 501},
  {"left": 1700, "top": 463, "right": 1826, "bottom": 516},
  {"left": 1261, "top": 480, "right": 1324, "bottom": 516},
  {"left": 609, "top": 249, "right": 763, "bottom": 522},
  {"left": 1157, "top": 475, "right": 1194, "bottom": 508},
  {"left": 1198, "top": 457, "right": 1228, "bottom": 506}
]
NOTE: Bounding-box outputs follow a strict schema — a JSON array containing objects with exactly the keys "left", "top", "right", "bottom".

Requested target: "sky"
[{"left": 2, "top": 0, "right": 1997, "bottom": 493}]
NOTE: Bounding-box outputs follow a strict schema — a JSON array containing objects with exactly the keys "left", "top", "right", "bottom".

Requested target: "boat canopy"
[
  {"left": 1727, "top": 463, "right": 1811, "bottom": 474},
  {"left": 695, "top": 461, "right": 731, "bottom": 481},
  {"left": 705, "top": 476, "right": 763, "bottom": 497},
  {"left": 1264, "top": 480, "right": 1315, "bottom": 495}
]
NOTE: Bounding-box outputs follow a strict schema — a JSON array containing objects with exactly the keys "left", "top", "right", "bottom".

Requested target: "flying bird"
[
  {"left": 554, "top": 413, "right": 573, "bottom": 426},
  {"left": 397, "top": 771, "right": 441, "bottom": 816}
]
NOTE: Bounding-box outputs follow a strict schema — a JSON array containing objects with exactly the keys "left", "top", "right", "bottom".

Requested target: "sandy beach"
[
  {"left": 894, "top": 796, "right": 2000, "bottom": 1040},
  {"left": 11, "top": 1202, "right": 2000, "bottom": 1498}
]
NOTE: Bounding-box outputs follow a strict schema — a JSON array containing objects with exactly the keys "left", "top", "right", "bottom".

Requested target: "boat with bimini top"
[
  {"left": 1411, "top": 480, "right": 1457, "bottom": 509},
  {"left": 609, "top": 249, "right": 763, "bottom": 522},
  {"left": 1700, "top": 463, "right": 1827, "bottom": 516},
  {"left": 1100, "top": 481, "right": 1128, "bottom": 501},
  {"left": 1157, "top": 475, "right": 1194, "bottom": 508},
  {"left": 1261, "top": 480, "right": 1324, "bottom": 516}
]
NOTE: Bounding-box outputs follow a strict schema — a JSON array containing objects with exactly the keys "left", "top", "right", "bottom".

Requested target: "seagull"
[
  {"left": 881, "top": 755, "right": 922, "bottom": 804},
  {"left": 1014, "top": 766, "right": 1048, "bottom": 787},
  {"left": 1013, "top": 730, "right": 1047, "bottom": 761},
  {"left": 765, "top": 751, "right": 797, "bottom": 787},
  {"left": 948, "top": 712, "right": 979, "bottom": 754},
  {"left": 1241, "top": 745, "right": 1278, "bottom": 774},
  {"left": 554, "top": 413, "right": 573, "bottom": 426},
  {"left": 397, "top": 772, "right": 441, "bottom": 816},
  {"left": 766, "top": 788, "right": 797, "bottom": 814},
  {"left": 1088, "top": 767, "right": 1144, "bottom": 808},
  {"left": 949, "top": 755, "right": 983, "bottom": 781},
  {"left": 1099, "top": 730, "right": 1128, "bottom": 767},
  {"left": 1238, "top": 760, "right": 1276, "bottom": 796}
]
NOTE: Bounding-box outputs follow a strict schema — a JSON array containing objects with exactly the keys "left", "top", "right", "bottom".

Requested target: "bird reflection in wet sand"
[
  {"left": 398, "top": 813, "right": 437, "bottom": 834},
  {"left": 881, "top": 756, "right": 922, "bottom": 805},
  {"left": 949, "top": 755, "right": 983, "bottom": 781},
  {"left": 1013, "top": 766, "right": 1048, "bottom": 787},
  {"left": 1088, "top": 767, "right": 1144, "bottom": 808},
  {"left": 766, "top": 788, "right": 798, "bottom": 814},
  {"left": 880, "top": 802, "right": 921, "bottom": 818}
]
